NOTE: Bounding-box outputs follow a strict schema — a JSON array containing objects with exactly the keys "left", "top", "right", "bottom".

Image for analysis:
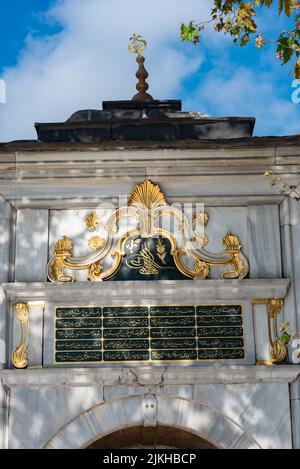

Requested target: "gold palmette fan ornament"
[{"left": 128, "top": 179, "right": 166, "bottom": 209}]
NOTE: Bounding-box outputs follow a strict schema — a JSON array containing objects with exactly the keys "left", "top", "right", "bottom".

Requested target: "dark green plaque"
[
  {"left": 56, "top": 351, "right": 102, "bottom": 362},
  {"left": 56, "top": 307, "right": 101, "bottom": 318},
  {"left": 198, "top": 338, "right": 244, "bottom": 349},
  {"left": 54, "top": 304, "right": 245, "bottom": 364},
  {"left": 150, "top": 317, "right": 195, "bottom": 327},
  {"left": 103, "top": 328, "right": 149, "bottom": 339},
  {"left": 151, "top": 339, "right": 197, "bottom": 350},
  {"left": 150, "top": 306, "right": 195, "bottom": 316},
  {"left": 151, "top": 350, "right": 197, "bottom": 361},
  {"left": 103, "top": 318, "right": 148, "bottom": 328},
  {"left": 56, "top": 340, "right": 102, "bottom": 351},
  {"left": 198, "top": 327, "right": 244, "bottom": 337},
  {"left": 56, "top": 329, "right": 102, "bottom": 340},
  {"left": 111, "top": 237, "right": 187, "bottom": 281},
  {"left": 198, "top": 349, "right": 245, "bottom": 360},
  {"left": 103, "top": 307, "right": 148, "bottom": 317},
  {"left": 104, "top": 340, "right": 149, "bottom": 350},
  {"left": 197, "top": 305, "right": 242, "bottom": 316},
  {"left": 151, "top": 327, "right": 196, "bottom": 338},
  {"left": 197, "top": 316, "right": 242, "bottom": 326},
  {"left": 56, "top": 318, "right": 102, "bottom": 329},
  {"left": 103, "top": 350, "right": 150, "bottom": 362}
]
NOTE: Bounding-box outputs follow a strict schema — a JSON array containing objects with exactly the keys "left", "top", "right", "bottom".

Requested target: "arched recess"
[{"left": 43, "top": 394, "right": 261, "bottom": 449}]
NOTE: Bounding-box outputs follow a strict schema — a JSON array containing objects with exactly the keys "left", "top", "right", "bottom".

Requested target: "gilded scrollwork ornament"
[
  {"left": 85, "top": 212, "right": 101, "bottom": 232},
  {"left": 223, "top": 233, "right": 248, "bottom": 279},
  {"left": 88, "top": 262, "right": 103, "bottom": 281},
  {"left": 47, "top": 179, "right": 250, "bottom": 283},
  {"left": 88, "top": 236, "right": 105, "bottom": 252},
  {"left": 11, "top": 303, "right": 30, "bottom": 369},
  {"left": 50, "top": 236, "right": 74, "bottom": 282},
  {"left": 267, "top": 299, "right": 287, "bottom": 363}
]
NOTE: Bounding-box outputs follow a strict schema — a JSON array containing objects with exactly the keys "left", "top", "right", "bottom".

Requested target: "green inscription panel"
[
  {"left": 56, "top": 307, "right": 101, "bottom": 318},
  {"left": 197, "top": 316, "right": 242, "bottom": 326},
  {"left": 55, "top": 351, "right": 102, "bottom": 362},
  {"left": 103, "top": 351, "right": 150, "bottom": 362},
  {"left": 151, "top": 350, "right": 197, "bottom": 361},
  {"left": 198, "top": 349, "right": 245, "bottom": 360},
  {"left": 56, "top": 340, "right": 102, "bottom": 351},
  {"left": 54, "top": 305, "right": 245, "bottom": 364},
  {"left": 150, "top": 306, "right": 195, "bottom": 316},
  {"left": 151, "top": 339, "right": 197, "bottom": 350},
  {"left": 56, "top": 318, "right": 102, "bottom": 329},
  {"left": 103, "top": 307, "right": 148, "bottom": 317},
  {"left": 56, "top": 329, "right": 102, "bottom": 340},
  {"left": 197, "top": 305, "right": 242, "bottom": 316},
  {"left": 104, "top": 340, "right": 149, "bottom": 350}
]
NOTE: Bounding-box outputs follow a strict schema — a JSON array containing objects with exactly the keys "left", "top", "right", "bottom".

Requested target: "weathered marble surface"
[
  {"left": 48, "top": 204, "right": 282, "bottom": 281},
  {"left": 247, "top": 205, "right": 282, "bottom": 278},
  {"left": 10, "top": 302, "right": 44, "bottom": 369},
  {"left": 253, "top": 304, "right": 271, "bottom": 363},
  {"left": 7, "top": 385, "right": 104, "bottom": 449},
  {"left": 194, "top": 383, "right": 292, "bottom": 449},
  {"left": 0, "top": 366, "right": 298, "bottom": 449},
  {"left": 0, "top": 196, "right": 11, "bottom": 368},
  {"left": 15, "top": 209, "right": 49, "bottom": 282}
]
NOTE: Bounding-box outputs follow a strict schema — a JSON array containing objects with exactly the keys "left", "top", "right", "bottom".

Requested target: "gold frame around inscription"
[{"left": 53, "top": 303, "right": 246, "bottom": 365}]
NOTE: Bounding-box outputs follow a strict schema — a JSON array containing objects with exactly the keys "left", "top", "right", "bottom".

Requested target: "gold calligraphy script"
[{"left": 126, "top": 239, "right": 170, "bottom": 275}]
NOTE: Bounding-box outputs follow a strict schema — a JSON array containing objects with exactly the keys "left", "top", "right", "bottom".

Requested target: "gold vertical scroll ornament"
[
  {"left": 11, "top": 303, "right": 30, "bottom": 369},
  {"left": 267, "top": 299, "right": 287, "bottom": 364}
]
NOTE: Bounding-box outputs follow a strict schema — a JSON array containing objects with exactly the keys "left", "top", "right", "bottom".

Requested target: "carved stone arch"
[{"left": 43, "top": 394, "right": 261, "bottom": 449}]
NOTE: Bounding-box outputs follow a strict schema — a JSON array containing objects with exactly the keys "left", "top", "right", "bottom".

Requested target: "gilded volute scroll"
[{"left": 48, "top": 180, "right": 249, "bottom": 283}]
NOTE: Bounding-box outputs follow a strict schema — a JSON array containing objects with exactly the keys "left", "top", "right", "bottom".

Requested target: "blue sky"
[{"left": 0, "top": 0, "right": 300, "bottom": 141}]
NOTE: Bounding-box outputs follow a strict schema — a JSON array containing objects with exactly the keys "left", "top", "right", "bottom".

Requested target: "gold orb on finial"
[{"left": 128, "top": 34, "right": 147, "bottom": 56}]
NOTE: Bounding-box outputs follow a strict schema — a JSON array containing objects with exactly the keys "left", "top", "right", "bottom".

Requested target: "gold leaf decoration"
[
  {"left": 88, "top": 236, "right": 105, "bottom": 252},
  {"left": 11, "top": 303, "right": 29, "bottom": 369},
  {"left": 14, "top": 303, "right": 29, "bottom": 324},
  {"left": 12, "top": 345, "right": 28, "bottom": 370},
  {"left": 54, "top": 236, "right": 73, "bottom": 256},
  {"left": 85, "top": 212, "right": 100, "bottom": 232},
  {"left": 156, "top": 238, "right": 167, "bottom": 264},
  {"left": 223, "top": 232, "right": 241, "bottom": 254},
  {"left": 128, "top": 179, "right": 166, "bottom": 209},
  {"left": 193, "top": 233, "right": 209, "bottom": 248},
  {"left": 194, "top": 212, "right": 209, "bottom": 227}
]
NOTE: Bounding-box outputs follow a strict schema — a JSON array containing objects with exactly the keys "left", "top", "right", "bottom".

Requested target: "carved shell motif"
[{"left": 128, "top": 180, "right": 166, "bottom": 209}]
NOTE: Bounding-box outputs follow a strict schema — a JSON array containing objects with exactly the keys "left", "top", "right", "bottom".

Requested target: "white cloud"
[
  {"left": 1, "top": 0, "right": 299, "bottom": 141},
  {"left": 186, "top": 67, "right": 300, "bottom": 136},
  {"left": 0, "top": 0, "right": 212, "bottom": 141}
]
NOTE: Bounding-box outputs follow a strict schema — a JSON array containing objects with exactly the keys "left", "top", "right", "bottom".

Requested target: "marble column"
[
  {"left": 0, "top": 196, "right": 12, "bottom": 369},
  {"left": 291, "top": 378, "right": 300, "bottom": 449},
  {"left": 280, "top": 199, "right": 298, "bottom": 337},
  {"left": 0, "top": 381, "right": 6, "bottom": 449}
]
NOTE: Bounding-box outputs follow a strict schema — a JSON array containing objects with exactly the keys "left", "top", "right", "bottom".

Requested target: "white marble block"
[{"left": 247, "top": 205, "right": 282, "bottom": 279}]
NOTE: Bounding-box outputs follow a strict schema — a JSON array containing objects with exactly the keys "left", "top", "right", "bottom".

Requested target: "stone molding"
[
  {"left": 1, "top": 366, "right": 299, "bottom": 387},
  {"left": 1, "top": 279, "right": 290, "bottom": 302}
]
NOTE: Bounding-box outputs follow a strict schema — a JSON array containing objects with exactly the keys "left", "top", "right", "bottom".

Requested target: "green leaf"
[{"left": 180, "top": 21, "right": 200, "bottom": 45}]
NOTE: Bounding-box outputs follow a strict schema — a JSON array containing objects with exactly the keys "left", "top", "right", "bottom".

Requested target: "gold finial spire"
[{"left": 128, "top": 34, "right": 153, "bottom": 102}]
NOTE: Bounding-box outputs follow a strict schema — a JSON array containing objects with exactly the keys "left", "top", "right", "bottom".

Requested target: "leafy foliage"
[
  {"left": 264, "top": 171, "right": 300, "bottom": 201},
  {"left": 181, "top": 1, "right": 300, "bottom": 77}
]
